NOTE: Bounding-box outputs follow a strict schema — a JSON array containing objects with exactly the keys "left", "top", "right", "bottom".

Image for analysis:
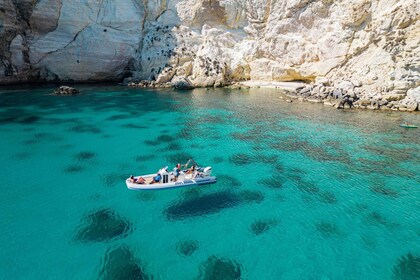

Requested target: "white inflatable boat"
[{"left": 126, "top": 161, "right": 216, "bottom": 190}]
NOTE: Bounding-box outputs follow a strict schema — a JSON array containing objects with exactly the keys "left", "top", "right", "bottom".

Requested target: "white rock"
[
  {"left": 0, "top": 0, "right": 419, "bottom": 93},
  {"left": 336, "top": 81, "right": 354, "bottom": 91},
  {"left": 406, "top": 87, "right": 420, "bottom": 102}
]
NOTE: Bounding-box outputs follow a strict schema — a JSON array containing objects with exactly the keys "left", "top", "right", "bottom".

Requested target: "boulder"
[
  {"left": 406, "top": 87, "right": 420, "bottom": 102},
  {"left": 53, "top": 86, "right": 79, "bottom": 95},
  {"left": 355, "top": 99, "right": 371, "bottom": 106},
  {"left": 172, "top": 77, "right": 194, "bottom": 90},
  {"left": 156, "top": 68, "right": 175, "bottom": 83},
  {"left": 315, "top": 77, "right": 332, "bottom": 86},
  {"left": 336, "top": 81, "right": 354, "bottom": 91},
  {"left": 383, "top": 94, "right": 406, "bottom": 101}
]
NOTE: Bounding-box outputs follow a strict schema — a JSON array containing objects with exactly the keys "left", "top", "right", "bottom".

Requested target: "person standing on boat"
[{"left": 173, "top": 163, "right": 181, "bottom": 181}]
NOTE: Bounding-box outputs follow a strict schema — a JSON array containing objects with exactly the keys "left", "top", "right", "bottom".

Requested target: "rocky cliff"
[{"left": 1, "top": 0, "right": 419, "bottom": 109}]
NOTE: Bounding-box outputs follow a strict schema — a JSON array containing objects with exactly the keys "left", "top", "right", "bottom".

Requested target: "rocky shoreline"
[
  {"left": 284, "top": 79, "right": 420, "bottom": 112},
  {"left": 124, "top": 77, "right": 420, "bottom": 112}
]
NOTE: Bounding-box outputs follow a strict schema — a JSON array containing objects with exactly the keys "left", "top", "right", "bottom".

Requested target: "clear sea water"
[{"left": 0, "top": 85, "right": 419, "bottom": 280}]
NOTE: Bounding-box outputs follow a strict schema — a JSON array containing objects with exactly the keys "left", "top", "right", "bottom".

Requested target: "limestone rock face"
[{"left": 0, "top": 0, "right": 419, "bottom": 101}]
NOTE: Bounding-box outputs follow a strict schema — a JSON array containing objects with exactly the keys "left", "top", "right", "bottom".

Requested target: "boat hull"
[
  {"left": 399, "top": 124, "right": 418, "bottom": 128},
  {"left": 126, "top": 176, "right": 217, "bottom": 190}
]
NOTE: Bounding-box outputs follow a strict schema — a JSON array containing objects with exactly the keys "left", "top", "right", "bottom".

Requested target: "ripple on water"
[
  {"left": 98, "top": 245, "right": 151, "bottom": 280},
  {"left": 258, "top": 177, "right": 285, "bottom": 189},
  {"left": 22, "top": 139, "right": 38, "bottom": 145},
  {"left": 197, "top": 255, "right": 242, "bottom": 280},
  {"left": 144, "top": 139, "right": 159, "bottom": 146},
  {"left": 134, "top": 154, "right": 154, "bottom": 162},
  {"left": 315, "top": 221, "right": 342, "bottom": 237},
  {"left": 160, "top": 142, "right": 182, "bottom": 152},
  {"left": 364, "top": 211, "right": 399, "bottom": 228},
  {"left": 136, "top": 190, "right": 158, "bottom": 202},
  {"left": 297, "top": 181, "right": 320, "bottom": 194},
  {"left": 69, "top": 123, "right": 101, "bottom": 134},
  {"left": 271, "top": 137, "right": 351, "bottom": 164},
  {"left": 255, "top": 154, "right": 278, "bottom": 164},
  {"left": 144, "top": 134, "right": 175, "bottom": 146},
  {"left": 181, "top": 187, "right": 202, "bottom": 199},
  {"left": 176, "top": 240, "right": 199, "bottom": 257},
  {"left": 370, "top": 183, "right": 400, "bottom": 198},
  {"left": 166, "top": 152, "right": 194, "bottom": 164},
  {"left": 13, "top": 152, "right": 31, "bottom": 160},
  {"left": 212, "top": 156, "right": 224, "bottom": 163},
  {"left": 106, "top": 114, "right": 132, "bottom": 121},
  {"left": 101, "top": 174, "right": 127, "bottom": 188},
  {"left": 318, "top": 190, "right": 338, "bottom": 204},
  {"left": 239, "top": 190, "right": 264, "bottom": 204},
  {"left": 121, "top": 123, "right": 148, "bottom": 129},
  {"left": 156, "top": 134, "right": 175, "bottom": 142},
  {"left": 229, "top": 153, "right": 252, "bottom": 165},
  {"left": 20, "top": 115, "right": 41, "bottom": 124},
  {"left": 75, "top": 208, "right": 132, "bottom": 243},
  {"left": 392, "top": 253, "right": 420, "bottom": 280},
  {"left": 217, "top": 174, "right": 242, "bottom": 188}
]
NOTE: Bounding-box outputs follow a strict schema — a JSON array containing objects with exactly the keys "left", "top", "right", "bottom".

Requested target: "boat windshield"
[{"left": 183, "top": 159, "right": 198, "bottom": 169}]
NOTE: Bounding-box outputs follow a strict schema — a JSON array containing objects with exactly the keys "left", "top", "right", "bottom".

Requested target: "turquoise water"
[{"left": 0, "top": 85, "right": 419, "bottom": 279}]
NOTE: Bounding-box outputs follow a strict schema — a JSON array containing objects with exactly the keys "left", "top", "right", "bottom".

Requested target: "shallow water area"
[{"left": 0, "top": 85, "right": 419, "bottom": 279}]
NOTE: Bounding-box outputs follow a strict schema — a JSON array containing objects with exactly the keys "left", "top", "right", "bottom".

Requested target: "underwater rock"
[
  {"left": 250, "top": 219, "right": 278, "bottom": 235},
  {"left": 315, "top": 221, "right": 342, "bottom": 237},
  {"left": 318, "top": 191, "right": 337, "bottom": 204},
  {"left": 98, "top": 245, "right": 151, "bottom": 280},
  {"left": 156, "top": 134, "right": 175, "bottom": 142},
  {"left": 197, "top": 255, "right": 242, "bottom": 280},
  {"left": 392, "top": 253, "right": 420, "bottom": 280},
  {"left": 365, "top": 211, "right": 399, "bottom": 228},
  {"left": 63, "top": 165, "right": 83, "bottom": 174},
  {"left": 258, "top": 177, "right": 285, "bottom": 189},
  {"left": 212, "top": 156, "right": 224, "bottom": 163},
  {"left": 75, "top": 151, "right": 96, "bottom": 161},
  {"left": 164, "top": 191, "right": 241, "bottom": 221},
  {"left": 165, "top": 189, "right": 263, "bottom": 220},
  {"left": 176, "top": 240, "right": 199, "bottom": 257},
  {"left": 239, "top": 190, "right": 264, "bottom": 203},
  {"left": 217, "top": 175, "right": 242, "bottom": 188},
  {"left": 297, "top": 182, "right": 320, "bottom": 194},
  {"left": 101, "top": 174, "right": 127, "bottom": 188},
  {"left": 76, "top": 208, "right": 132, "bottom": 243},
  {"left": 229, "top": 153, "right": 252, "bottom": 165},
  {"left": 370, "top": 185, "right": 399, "bottom": 198}
]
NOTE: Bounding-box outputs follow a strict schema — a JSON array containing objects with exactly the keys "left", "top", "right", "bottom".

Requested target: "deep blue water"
[{"left": 0, "top": 85, "right": 419, "bottom": 279}]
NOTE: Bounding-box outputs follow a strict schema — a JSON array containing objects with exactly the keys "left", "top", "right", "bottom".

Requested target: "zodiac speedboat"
[
  {"left": 399, "top": 123, "right": 418, "bottom": 128},
  {"left": 125, "top": 160, "right": 217, "bottom": 190}
]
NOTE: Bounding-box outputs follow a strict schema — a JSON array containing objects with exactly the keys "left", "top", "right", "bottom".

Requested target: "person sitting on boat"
[
  {"left": 136, "top": 177, "right": 146, "bottom": 184},
  {"left": 150, "top": 173, "right": 161, "bottom": 184},
  {"left": 186, "top": 165, "right": 195, "bottom": 174},
  {"left": 129, "top": 175, "right": 146, "bottom": 184}
]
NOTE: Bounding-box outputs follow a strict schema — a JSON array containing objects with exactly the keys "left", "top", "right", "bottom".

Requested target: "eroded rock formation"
[{"left": 0, "top": 0, "right": 419, "bottom": 108}]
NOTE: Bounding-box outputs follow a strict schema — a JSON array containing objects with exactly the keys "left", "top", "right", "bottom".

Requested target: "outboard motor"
[{"left": 203, "top": 167, "right": 212, "bottom": 176}]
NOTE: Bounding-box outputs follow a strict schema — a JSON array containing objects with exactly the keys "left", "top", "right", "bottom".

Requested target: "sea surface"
[{"left": 0, "top": 85, "right": 419, "bottom": 280}]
